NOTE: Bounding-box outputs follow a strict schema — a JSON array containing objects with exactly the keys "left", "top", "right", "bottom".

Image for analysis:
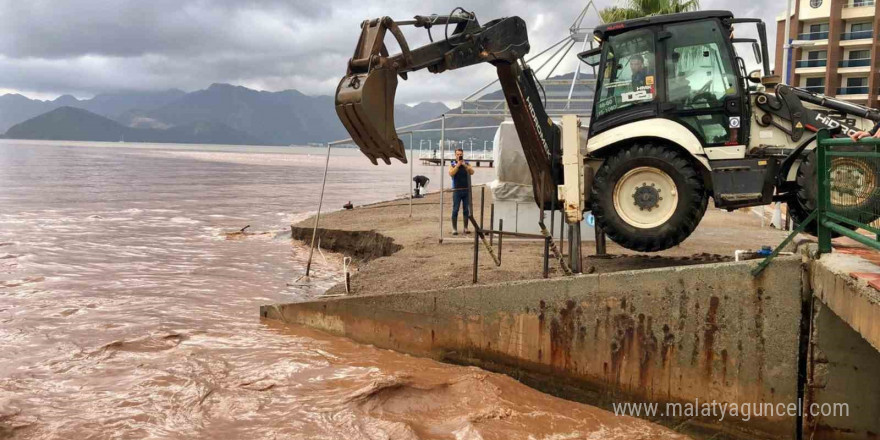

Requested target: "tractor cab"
[{"left": 579, "top": 11, "right": 770, "bottom": 148}]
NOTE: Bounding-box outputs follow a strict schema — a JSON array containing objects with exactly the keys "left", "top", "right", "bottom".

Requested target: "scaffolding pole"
[{"left": 304, "top": 140, "right": 337, "bottom": 278}]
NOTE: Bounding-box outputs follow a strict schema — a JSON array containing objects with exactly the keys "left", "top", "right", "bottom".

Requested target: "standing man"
[{"left": 449, "top": 148, "right": 474, "bottom": 235}]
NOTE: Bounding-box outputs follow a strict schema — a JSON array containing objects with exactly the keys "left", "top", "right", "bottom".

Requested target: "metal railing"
[
  {"left": 816, "top": 130, "right": 880, "bottom": 253},
  {"left": 753, "top": 130, "right": 880, "bottom": 275},
  {"left": 837, "top": 86, "right": 870, "bottom": 94},
  {"left": 841, "top": 30, "right": 873, "bottom": 40},
  {"left": 839, "top": 58, "right": 872, "bottom": 67},
  {"left": 797, "top": 31, "right": 829, "bottom": 40},
  {"left": 844, "top": 0, "right": 875, "bottom": 7},
  {"left": 418, "top": 150, "right": 494, "bottom": 161},
  {"left": 796, "top": 59, "right": 828, "bottom": 68}
]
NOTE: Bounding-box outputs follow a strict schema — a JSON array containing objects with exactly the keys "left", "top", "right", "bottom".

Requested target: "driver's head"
[{"left": 630, "top": 55, "right": 644, "bottom": 74}]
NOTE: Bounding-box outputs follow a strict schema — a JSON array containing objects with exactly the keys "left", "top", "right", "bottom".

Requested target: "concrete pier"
[
  {"left": 264, "top": 249, "right": 880, "bottom": 439},
  {"left": 264, "top": 258, "right": 806, "bottom": 438}
]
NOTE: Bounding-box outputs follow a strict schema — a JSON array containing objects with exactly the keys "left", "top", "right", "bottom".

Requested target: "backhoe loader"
[{"left": 335, "top": 9, "right": 880, "bottom": 252}]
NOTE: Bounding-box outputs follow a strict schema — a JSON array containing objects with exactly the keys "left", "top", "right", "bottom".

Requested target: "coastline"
[{"left": 291, "top": 185, "right": 793, "bottom": 297}]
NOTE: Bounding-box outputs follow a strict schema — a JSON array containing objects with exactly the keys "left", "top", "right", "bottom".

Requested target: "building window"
[
  {"left": 806, "top": 78, "right": 825, "bottom": 88},
  {"left": 808, "top": 51, "right": 828, "bottom": 60},
  {"left": 842, "top": 22, "right": 872, "bottom": 40},
  {"left": 851, "top": 23, "right": 873, "bottom": 33},
  {"left": 810, "top": 23, "right": 830, "bottom": 33},
  {"left": 849, "top": 50, "right": 870, "bottom": 60},
  {"left": 838, "top": 77, "right": 869, "bottom": 94},
  {"left": 800, "top": 23, "right": 829, "bottom": 40},
  {"left": 847, "top": 77, "right": 868, "bottom": 87}
]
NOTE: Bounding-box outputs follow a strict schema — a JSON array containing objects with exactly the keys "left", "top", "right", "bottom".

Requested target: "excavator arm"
[{"left": 335, "top": 11, "right": 562, "bottom": 209}]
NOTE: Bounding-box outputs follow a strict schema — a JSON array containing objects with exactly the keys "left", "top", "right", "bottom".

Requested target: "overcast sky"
[{"left": 0, "top": 0, "right": 782, "bottom": 103}]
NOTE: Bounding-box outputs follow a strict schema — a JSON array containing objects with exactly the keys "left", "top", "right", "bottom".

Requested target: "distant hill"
[
  {"left": 4, "top": 106, "right": 264, "bottom": 145},
  {"left": 0, "top": 90, "right": 186, "bottom": 133},
  {"left": 1, "top": 84, "right": 451, "bottom": 145},
  {"left": 0, "top": 72, "right": 595, "bottom": 146},
  {"left": 136, "top": 83, "right": 451, "bottom": 144}
]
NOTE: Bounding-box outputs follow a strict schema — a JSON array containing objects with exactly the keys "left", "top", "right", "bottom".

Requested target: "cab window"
[
  {"left": 595, "top": 29, "right": 656, "bottom": 117},
  {"left": 664, "top": 20, "right": 739, "bottom": 145},
  {"left": 664, "top": 20, "right": 738, "bottom": 109}
]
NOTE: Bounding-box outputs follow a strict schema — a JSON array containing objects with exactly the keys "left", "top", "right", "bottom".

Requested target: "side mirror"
[
  {"left": 747, "top": 69, "right": 762, "bottom": 84},
  {"left": 752, "top": 42, "right": 763, "bottom": 64},
  {"left": 578, "top": 47, "right": 602, "bottom": 67}
]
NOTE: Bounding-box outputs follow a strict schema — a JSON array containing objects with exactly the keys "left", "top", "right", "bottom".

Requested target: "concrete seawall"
[{"left": 263, "top": 257, "right": 806, "bottom": 438}]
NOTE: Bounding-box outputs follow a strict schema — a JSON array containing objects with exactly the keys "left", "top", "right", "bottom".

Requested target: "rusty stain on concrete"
[{"left": 262, "top": 257, "right": 809, "bottom": 439}]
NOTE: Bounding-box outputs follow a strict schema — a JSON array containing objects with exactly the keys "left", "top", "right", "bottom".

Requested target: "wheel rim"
[
  {"left": 829, "top": 158, "right": 876, "bottom": 208},
  {"left": 612, "top": 166, "right": 679, "bottom": 229}
]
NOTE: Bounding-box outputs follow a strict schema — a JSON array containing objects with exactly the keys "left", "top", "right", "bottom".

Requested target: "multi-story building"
[{"left": 776, "top": 0, "right": 880, "bottom": 105}]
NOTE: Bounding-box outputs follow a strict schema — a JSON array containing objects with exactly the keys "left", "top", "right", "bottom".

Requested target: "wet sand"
[{"left": 293, "top": 186, "right": 793, "bottom": 297}]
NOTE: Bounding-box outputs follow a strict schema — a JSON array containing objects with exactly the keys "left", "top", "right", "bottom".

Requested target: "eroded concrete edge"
[
  {"left": 262, "top": 257, "right": 806, "bottom": 439},
  {"left": 811, "top": 253, "right": 880, "bottom": 353}
]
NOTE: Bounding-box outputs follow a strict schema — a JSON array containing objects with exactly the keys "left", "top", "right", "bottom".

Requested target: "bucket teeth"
[{"left": 335, "top": 68, "right": 407, "bottom": 165}]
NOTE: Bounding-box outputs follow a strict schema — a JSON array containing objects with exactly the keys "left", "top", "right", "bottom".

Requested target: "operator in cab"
[
  {"left": 448, "top": 148, "right": 474, "bottom": 236},
  {"left": 630, "top": 54, "right": 648, "bottom": 88}
]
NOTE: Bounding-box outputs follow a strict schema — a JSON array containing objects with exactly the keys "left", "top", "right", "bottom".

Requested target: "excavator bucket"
[
  {"left": 335, "top": 68, "right": 406, "bottom": 165},
  {"left": 335, "top": 17, "right": 413, "bottom": 165}
]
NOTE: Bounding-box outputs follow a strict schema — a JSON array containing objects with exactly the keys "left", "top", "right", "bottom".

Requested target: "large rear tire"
[
  {"left": 591, "top": 143, "right": 708, "bottom": 252},
  {"left": 790, "top": 147, "right": 879, "bottom": 236}
]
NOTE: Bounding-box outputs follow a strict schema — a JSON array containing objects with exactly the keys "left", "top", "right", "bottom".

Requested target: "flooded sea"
[{"left": 0, "top": 140, "right": 684, "bottom": 439}]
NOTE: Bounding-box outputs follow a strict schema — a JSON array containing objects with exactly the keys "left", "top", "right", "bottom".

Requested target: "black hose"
[{"left": 444, "top": 7, "right": 474, "bottom": 47}]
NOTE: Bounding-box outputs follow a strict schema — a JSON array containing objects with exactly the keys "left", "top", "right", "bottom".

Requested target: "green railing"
[
  {"left": 815, "top": 129, "right": 880, "bottom": 253},
  {"left": 753, "top": 129, "right": 880, "bottom": 275}
]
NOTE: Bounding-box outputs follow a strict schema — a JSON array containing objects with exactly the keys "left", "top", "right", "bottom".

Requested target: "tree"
[{"left": 599, "top": 0, "right": 701, "bottom": 23}]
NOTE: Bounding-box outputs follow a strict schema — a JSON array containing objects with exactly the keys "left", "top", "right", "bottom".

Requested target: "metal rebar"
[
  {"left": 305, "top": 141, "right": 333, "bottom": 277},
  {"left": 543, "top": 236, "right": 550, "bottom": 278},
  {"left": 489, "top": 204, "right": 495, "bottom": 246},
  {"left": 407, "top": 132, "right": 414, "bottom": 217},
  {"left": 473, "top": 216, "right": 480, "bottom": 284},
  {"left": 498, "top": 219, "right": 503, "bottom": 265},
  {"left": 575, "top": 223, "right": 583, "bottom": 273},
  {"left": 559, "top": 208, "right": 565, "bottom": 254},
  {"left": 467, "top": 215, "right": 501, "bottom": 266},
  {"left": 480, "top": 186, "right": 485, "bottom": 231},
  {"left": 438, "top": 116, "right": 446, "bottom": 243}
]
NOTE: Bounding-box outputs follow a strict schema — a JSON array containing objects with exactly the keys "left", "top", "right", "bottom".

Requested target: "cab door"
[
  {"left": 660, "top": 19, "right": 744, "bottom": 147},
  {"left": 588, "top": 28, "right": 660, "bottom": 136}
]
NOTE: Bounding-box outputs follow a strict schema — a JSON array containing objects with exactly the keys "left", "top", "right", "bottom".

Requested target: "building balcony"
[
  {"left": 839, "top": 58, "right": 872, "bottom": 67},
  {"left": 797, "top": 31, "right": 830, "bottom": 41},
  {"left": 797, "top": 59, "right": 828, "bottom": 68},
  {"left": 842, "top": 1, "right": 875, "bottom": 19},
  {"left": 837, "top": 86, "right": 870, "bottom": 94},
  {"left": 844, "top": 0, "right": 875, "bottom": 7},
  {"left": 840, "top": 30, "right": 873, "bottom": 40}
]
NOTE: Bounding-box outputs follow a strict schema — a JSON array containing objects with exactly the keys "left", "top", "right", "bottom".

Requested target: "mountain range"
[
  {"left": 5, "top": 106, "right": 264, "bottom": 145},
  {"left": 0, "top": 84, "right": 451, "bottom": 146},
  {"left": 1, "top": 72, "right": 594, "bottom": 146}
]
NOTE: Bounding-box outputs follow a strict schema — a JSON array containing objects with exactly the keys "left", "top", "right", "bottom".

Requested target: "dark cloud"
[{"left": 0, "top": 0, "right": 781, "bottom": 102}]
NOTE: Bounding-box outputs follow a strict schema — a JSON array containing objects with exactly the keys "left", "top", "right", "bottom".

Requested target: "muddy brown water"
[{"left": 0, "top": 140, "right": 686, "bottom": 439}]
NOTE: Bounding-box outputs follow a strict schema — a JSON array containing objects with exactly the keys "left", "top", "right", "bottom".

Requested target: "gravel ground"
[{"left": 293, "top": 186, "right": 794, "bottom": 296}]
